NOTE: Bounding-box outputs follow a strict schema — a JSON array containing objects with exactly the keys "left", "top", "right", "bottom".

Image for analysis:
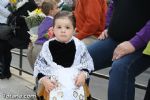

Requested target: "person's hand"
[
  {"left": 41, "top": 76, "right": 57, "bottom": 93},
  {"left": 75, "top": 72, "right": 86, "bottom": 87},
  {"left": 112, "top": 41, "right": 135, "bottom": 61},
  {"left": 75, "top": 71, "right": 86, "bottom": 87},
  {"left": 47, "top": 27, "right": 54, "bottom": 38},
  {"left": 98, "top": 29, "right": 108, "bottom": 40}
]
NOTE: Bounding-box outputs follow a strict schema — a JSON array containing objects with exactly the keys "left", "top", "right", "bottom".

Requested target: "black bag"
[
  {"left": 8, "top": 16, "right": 30, "bottom": 49},
  {"left": 7, "top": 0, "right": 38, "bottom": 49},
  {"left": 0, "top": 24, "right": 13, "bottom": 40}
]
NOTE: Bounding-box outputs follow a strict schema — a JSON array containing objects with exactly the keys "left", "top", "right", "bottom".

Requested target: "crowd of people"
[{"left": 0, "top": 0, "right": 149, "bottom": 100}]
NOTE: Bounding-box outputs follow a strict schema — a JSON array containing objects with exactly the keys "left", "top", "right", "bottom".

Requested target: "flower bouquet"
[
  {"left": 25, "top": 8, "right": 45, "bottom": 29},
  {"left": 25, "top": 8, "right": 46, "bottom": 43}
]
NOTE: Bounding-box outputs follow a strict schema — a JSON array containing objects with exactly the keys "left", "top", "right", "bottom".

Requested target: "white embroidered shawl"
[{"left": 33, "top": 36, "right": 94, "bottom": 77}]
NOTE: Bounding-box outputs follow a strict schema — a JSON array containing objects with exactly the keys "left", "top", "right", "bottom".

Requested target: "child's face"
[
  {"left": 51, "top": 5, "right": 60, "bottom": 16},
  {"left": 53, "top": 17, "right": 74, "bottom": 43}
]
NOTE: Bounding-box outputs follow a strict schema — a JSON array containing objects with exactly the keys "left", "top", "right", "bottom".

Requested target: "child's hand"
[
  {"left": 48, "top": 27, "right": 54, "bottom": 38},
  {"left": 41, "top": 76, "right": 57, "bottom": 93},
  {"left": 75, "top": 71, "right": 86, "bottom": 87}
]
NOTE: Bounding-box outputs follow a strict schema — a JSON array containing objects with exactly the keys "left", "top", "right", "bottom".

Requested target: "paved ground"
[{"left": 0, "top": 70, "right": 36, "bottom": 100}]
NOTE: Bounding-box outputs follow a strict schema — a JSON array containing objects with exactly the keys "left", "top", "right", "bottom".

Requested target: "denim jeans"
[{"left": 87, "top": 38, "right": 150, "bottom": 100}]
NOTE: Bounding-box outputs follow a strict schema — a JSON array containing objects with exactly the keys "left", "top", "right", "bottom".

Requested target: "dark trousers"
[
  {"left": 0, "top": 40, "right": 13, "bottom": 75},
  {"left": 144, "top": 79, "right": 150, "bottom": 100}
]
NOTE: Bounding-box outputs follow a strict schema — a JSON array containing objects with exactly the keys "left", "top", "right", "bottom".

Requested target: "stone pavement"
[{"left": 0, "top": 68, "right": 36, "bottom": 100}]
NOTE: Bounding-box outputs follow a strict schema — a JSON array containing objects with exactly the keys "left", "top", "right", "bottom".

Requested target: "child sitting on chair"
[{"left": 34, "top": 11, "right": 94, "bottom": 100}]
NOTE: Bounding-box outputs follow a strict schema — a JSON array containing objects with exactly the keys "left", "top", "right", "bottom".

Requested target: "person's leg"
[
  {"left": 108, "top": 49, "right": 150, "bottom": 100},
  {"left": 0, "top": 55, "right": 4, "bottom": 75},
  {"left": 3, "top": 47, "right": 12, "bottom": 77},
  {"left": 27, "top": 44, "right": 42, "bottom": 70},
  {"left": 27, "top": 43, "right": 34, "bottom": 69},
  {"left": 0, "top": 40, "right": 5, "bottom": 74},
  {"left": 3, "top": 41, "right": 13, "bottom": 78},
  {"left": 144, "top": 79, "right": 150, "bottom": 100},
  {"left": 31, "top": 44, "right": 43, "bottom": 90},
  {"left": 32, "top": 44, "right": 42, "bottom": 68},
  {"left": 87, "top": 38, "right": 118, "bottom": 70},
  {"left": 0, "top": 40, "right": 13, "bottom": 79},
  {"left": 87, "top": 38, "right": 117, "bottom": 88},
  {"left": 81, "top": 36, "right": 97, "bottom": 46}
]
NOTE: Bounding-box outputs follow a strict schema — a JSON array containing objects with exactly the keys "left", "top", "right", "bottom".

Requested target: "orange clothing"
[{"left": 74, "top": 0, "right": 107, "bottom": 40}]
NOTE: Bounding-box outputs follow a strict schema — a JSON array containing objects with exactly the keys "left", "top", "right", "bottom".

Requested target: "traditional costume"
[{"left": 34, "top": 36, "right": 94, "bottom": 100}]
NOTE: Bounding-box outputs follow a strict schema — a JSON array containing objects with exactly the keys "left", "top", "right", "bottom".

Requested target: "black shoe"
[
  {"left": 33, "top": 86, "right": 37, "bottom": 91},
  {"left": 0, "top": 72, "right": 11, "bottom": 79}
]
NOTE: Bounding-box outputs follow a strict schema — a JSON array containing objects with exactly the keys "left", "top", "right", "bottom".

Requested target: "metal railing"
[
  {"left": 11, "top": 49, "right": 148, "bottom": 100},
  {"left": 11, "top": 49, "right": 33, "bottom": 75}
]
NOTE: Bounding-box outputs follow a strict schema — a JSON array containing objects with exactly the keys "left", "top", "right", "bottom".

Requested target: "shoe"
[
  {"left": 33, "top": 86, "right": 37, "bottom": 91},
  {"left": 0, "top": 72, "right": 11, "bottom": 79}
]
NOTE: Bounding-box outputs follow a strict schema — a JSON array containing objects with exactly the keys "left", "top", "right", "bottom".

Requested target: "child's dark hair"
[
  {"left": 41, "top": 0, "right": 57, "bottom": 15},
  {"left": 53, "top": 11, "right": 76, "bottom": 28}
]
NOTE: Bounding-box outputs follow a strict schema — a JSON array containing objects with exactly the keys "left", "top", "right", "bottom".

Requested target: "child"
[
  {"left": 34, "top": 11, "right": 94, "bottom": 100},
  {"left": 27, "top": 0, "right": 60, "bottom": 69}
]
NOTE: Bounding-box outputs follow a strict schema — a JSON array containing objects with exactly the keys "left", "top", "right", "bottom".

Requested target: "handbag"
[
  {"left": 0, "top": 24, "right": 13, "bottom": 40},
  {"left": 8, "top": 16, "right": 30, "bottom": 49},
  {"left": 6, "top": 0, "right": 38, "bottom": 49}
]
